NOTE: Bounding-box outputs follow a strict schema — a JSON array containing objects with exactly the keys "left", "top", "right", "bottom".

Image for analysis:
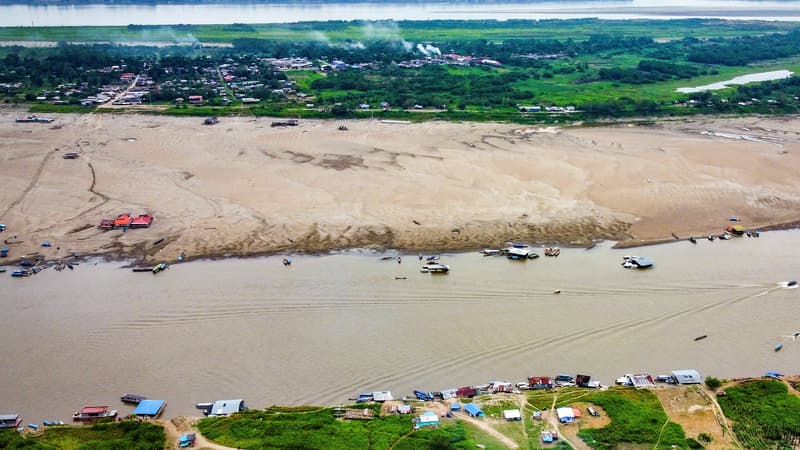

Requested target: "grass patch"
[
  {"left": 717, "top": 379, "right": 800, "bottom": 449},
  {"left": 0, "top": 420, "right": 165, "bottom": 450},
  {"left": 576, "top": 387, "right": 687, "bottom": 449}
]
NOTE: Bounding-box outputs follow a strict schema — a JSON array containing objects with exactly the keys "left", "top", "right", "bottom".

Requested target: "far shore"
[{"left": 1, "top": 111, "right": 799, "bottom": 264}]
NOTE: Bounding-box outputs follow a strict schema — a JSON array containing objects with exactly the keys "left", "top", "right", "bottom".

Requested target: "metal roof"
[
  {"left": 0, "top": 414, "right": 19, "bottom": 421},
  {"left": 464, "top": 403, "right": 484, "bottom": 416},
  {"left": 133, "top": 400, "right": 166, "bottom": 416},
  {"left": 80, "top": 406, "right": 108, "bottom": 414},
  {"left": 372, "top": 391, "right": 393, "bottom": 402},
  {"left": 556, "top": 407, "right": 574, "bottom": 420},
  {"left": 208, "top": 399, "right": 244, "bottom": 417},
  {"left": 672, "top": 369, "right": 702, "bottom": 384},
  {"left": 503, "top": 409, "right": 521, "bottom": 420}
]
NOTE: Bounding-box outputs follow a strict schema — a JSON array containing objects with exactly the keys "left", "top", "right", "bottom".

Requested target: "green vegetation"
[
  {"left": 3, "top": 19, "right": 800, "bottom": 121},
  {"left": 0, "top": 421, "right": 165, "bottom": 450},
  {"left": 197, "top": 405, "right": 494, "bottom": 449},
  {"left": 717, "top": 380, "right": 800, "bottom": 449},
  {"left": 577, "top": 387, "right": 688, "bottom": 449},
  {"left": 704, "top": 376, "right": 722, "bottom": 390}
]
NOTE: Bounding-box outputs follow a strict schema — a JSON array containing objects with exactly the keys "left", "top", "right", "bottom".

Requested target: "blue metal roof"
[
  {"left": 464, "top": 403, "right": 484, "bottom": 416},
  {"left": 133, "top": 399, "right": 165, "bottom": 416}
]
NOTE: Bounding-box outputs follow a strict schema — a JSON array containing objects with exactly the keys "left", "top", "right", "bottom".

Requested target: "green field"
[
  {"left": 0, "top": 421, "right": 166, "bottom": 450},
  {"left": 0, "top": 19, "right": 797, "bottom": 44},
  {"left": 717, "top": 379, "right": 800, "bottom": 449},
  {"left": 576, "top": 387, "right": 687, "bottom": 449}
]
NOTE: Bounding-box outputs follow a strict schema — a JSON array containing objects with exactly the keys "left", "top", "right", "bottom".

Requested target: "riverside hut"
[
  {"left": 415, "top": 411, "right": 439, "bottom": 429},
  {"left": 464, "top": 403, "right": 484, "bottom": 417},
  {"left": 207, "top": 399, "right": 246, "bottom": 417},
  {"left": 671, "top": 369, "right": 703, "bottom": 384}
]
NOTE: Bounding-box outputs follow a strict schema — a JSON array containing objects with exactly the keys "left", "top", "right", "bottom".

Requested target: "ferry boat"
[{"left": 72, "top": 406, "right": 117, "bottom": 421}]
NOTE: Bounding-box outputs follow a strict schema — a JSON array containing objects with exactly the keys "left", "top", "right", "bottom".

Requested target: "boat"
[
  {"left": 72, "top": 406, "right": 117, "bottom": 421},
  {"left": 621, "top": 256, "right": 654, "bottom": 269},
  {"left": 16, "top": 115, "right": 54, "bottom": 123},
  {"left": 544, "top": 247, "right": 560, "bottom": 257},
  {"left": 688, "top": 236, "right": 697, "bottom": 244},
  {"left": 422, "top": 263, "right": 449, "bottom": 274},
  {"left": 765, "top": 371, "right": 783, "bottom": 379},
  {"left": 426, "top": 255, "right": 440, "bottom": 261},
  {"left": 0, "top": 414, "right": 22, "bottom": 429},
  {"left": 414, "top": 390, "right": 433, "bottom": 401},
  {"left": 120, "top": 393, "right": 147, "bottom": 404},
  {"left": 11, "top": 269, "right": 32, "bottom": 277},
  {"left": 506, "top": 246, "right": 539, "bottom": 260},
  {"left": 775, "top": 343, "right": 783, "bottom": 352},
  {"left": 282, "top": 258, "right": 292, "bottom": 266},
  {"left": 719, "top": 232, "right": 732, "bottom": 240},
  {"left": 781, "top": 280, "right": 798, "bottom": 288},
  {"left": 152, "top": 262, "right": 168, "bottom": 274},
  {"left": 694, "top": 335, "right": 707, "bottom": 341},
  {"left": 480, "top": 249, "right": 501, "bottom": 256},
  {"left": 113, "top": 213, "right": 133, "bottom": 228},
  {"left": 130, "top": 214, "right": 154, "bottom": 228}
]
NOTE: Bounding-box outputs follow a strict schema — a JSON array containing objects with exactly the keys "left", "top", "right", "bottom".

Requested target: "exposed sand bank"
[{"left": 1, "top": 110, "right": 799, "bottom": 262}]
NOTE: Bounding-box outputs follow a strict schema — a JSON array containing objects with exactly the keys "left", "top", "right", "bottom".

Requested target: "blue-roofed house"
[
  {"left": 450, "top": 402, "right": 461, "bottom": 411},
  {"left": 464, "top": 403, "right": 484, "bottom": 417},
  {"left": 207, "top": 399, "right": 246, "bottom": 417},
  {"left": 415, "top": 411, "right": 439, "bottom": 429},
  {"left": 133, "top": 399, "right": 166, "bottom": 418}
]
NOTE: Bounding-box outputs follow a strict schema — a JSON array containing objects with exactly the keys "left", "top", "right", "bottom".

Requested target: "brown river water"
[{"left": 1, "top": 231, "right": 798, "bottom": 424}]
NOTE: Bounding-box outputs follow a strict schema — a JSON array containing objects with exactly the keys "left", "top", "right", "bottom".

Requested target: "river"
[
  {"left": 1, "top": 230, "right": 798, "bottom": 424},
  {"left": 4, "top": 0, "right": 800, "bottom": 26}
]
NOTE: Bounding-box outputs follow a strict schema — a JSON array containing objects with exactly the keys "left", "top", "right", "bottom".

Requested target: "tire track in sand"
[{"left": 0, "top": 149, "right": 55, "bottom": 220}]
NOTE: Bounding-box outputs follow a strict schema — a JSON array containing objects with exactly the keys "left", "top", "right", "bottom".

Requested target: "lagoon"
[
  {"left": 676, "top": 69, "right": 794, "bottom": 93},
  {"left": 1, "top": 230, "right": 799, "bottom": 424}
]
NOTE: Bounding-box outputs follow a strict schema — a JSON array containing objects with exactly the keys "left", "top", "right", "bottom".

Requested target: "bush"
[
  {"left": 698, "top": 432, "right": 713, "bottom": 443},
  {"left": 705, "top": 377, "right": 722, "bottom": 390}
]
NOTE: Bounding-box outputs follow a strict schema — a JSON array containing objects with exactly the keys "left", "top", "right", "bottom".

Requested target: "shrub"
[{"left": 704, "top": 377, "right": 722, "bottom": 390}]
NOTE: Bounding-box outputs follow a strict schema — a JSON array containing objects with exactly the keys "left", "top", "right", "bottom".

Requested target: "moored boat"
[
  {"left": 11, "top": 269, "right": 32, "bottom": 277},
  {"left": 120, "top": 393, "right": 147, "bottom": 404},
  {"left": 72, "top": 406, "right": 117, "bottom": 421},
  {"left": 152, "top": 262, "right": 168, "bottom": 274},
  {"left": 506, "top": 246, "right": 539, "bottom": 260},
  {"left": 0, "top": 414, "right": 22, "bottom": 429}
]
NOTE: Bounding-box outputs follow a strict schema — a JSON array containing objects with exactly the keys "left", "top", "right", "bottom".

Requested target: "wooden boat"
[
  {"left": 72, "top": 406, "right": 117, "bottom": 421},
  {"left": 120, "top": 393, "right": 147, "bottom": 404},
  {"left": 694, "top": 335, "right": 707, "bottom": 341},
  {"left": 152, "top": 262, "right": 168, "bottom": 274}
]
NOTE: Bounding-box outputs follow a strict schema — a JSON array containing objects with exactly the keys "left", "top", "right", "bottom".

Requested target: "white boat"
[
  {"left": 481, "top": 249, "right": 501, "bottom": 256},
  {"left": 422, "top": 263, "right": 450, "bottom": 274},
  {"left": 506, "top": 246, "right": 539, "bottom": 260}
]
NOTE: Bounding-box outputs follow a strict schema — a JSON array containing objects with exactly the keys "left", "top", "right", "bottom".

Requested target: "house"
[
  {"left": 188, "top": 95, "right": 203, "bottom": 105},
  {"left": 528, "top": 376, "right": 553, "bottom": 390},
  {"left": 133, "top": 400, "right": 166, "bottom": 418},
  {"left": 397, "top": 404, "right": 412, "bottom": 415},
  {"left": 359, "top": 104, "right": 370, "bottom": 110},
  {"left": 519, "top": 106, "right": 541, "bottom": 113},
  {"left": 503, "top": 409, "right": 522, "bottom": 421},
  {"left": 556, "top": 407, "right": 574, "bottom": 423},
  {"left": 207, "top": 399, "right": 246, "bottom": 417},
  {"left": 464, "top": 403, "right": 484, "bottom": 417},
  {"left": 415, "top": 411, "right": 439, "bottom": 429},
  {"left": 672, "top": 369, "right": 703, "bottom": 385}
]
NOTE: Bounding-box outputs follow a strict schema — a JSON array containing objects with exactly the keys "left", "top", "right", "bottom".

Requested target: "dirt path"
[
  {"left": 545, "top": 391, "right": 588, "bottom": 450},
  {"left": 160, "top": 417, "right": 238, "bottom": 450},
  {"left": 100, "top": 74, "right": 140, "bottom": 108},
  {"left": 702, "top": 386, "right": 743, "bottom": 449},
  {"left": 453, "top": 412, "right": 519, "bottom": 449}
]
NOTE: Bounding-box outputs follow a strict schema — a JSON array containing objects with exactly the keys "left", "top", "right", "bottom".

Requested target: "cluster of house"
[
  {"left": 396, "top": 53, "right": 502, "bottom": 69},
  {"left": 351, "top": 369, "right": 703, "bottom": 431},
  {"left": 518, "top": 105, "right": 577, "bottom": 113}
]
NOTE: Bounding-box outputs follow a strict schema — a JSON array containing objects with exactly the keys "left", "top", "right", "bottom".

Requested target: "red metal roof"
[{"left": 80, "top": 406, "right": 108, "bottom": 414}]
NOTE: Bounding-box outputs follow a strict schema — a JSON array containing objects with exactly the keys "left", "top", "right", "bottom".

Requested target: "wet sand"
[{"left": 1, "top": 111, "right": 799, "bottom": 262}]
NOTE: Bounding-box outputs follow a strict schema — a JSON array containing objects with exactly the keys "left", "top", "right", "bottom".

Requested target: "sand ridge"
[{"left": 1, "top": 111, "right": 799, "bottom": 262}]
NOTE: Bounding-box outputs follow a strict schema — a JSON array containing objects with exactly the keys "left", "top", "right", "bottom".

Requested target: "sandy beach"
[{"left": 1, "top": 110, "right": 799, "bottom": 262}]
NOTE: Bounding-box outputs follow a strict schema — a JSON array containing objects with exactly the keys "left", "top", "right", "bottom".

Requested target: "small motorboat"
[
  {"left": 423, "top": 263, "right": 449, "bottom": 274},
  {"left": 282, "top": 258, "right": 292, "bottom": 266},
  {"left": 778, "top": 280, "right": 797, "bottom": 289},
  {"left": 481, "top": 249, "right": 500, "bottom": 256},
  {"left": 120, "top": 393, "right": 147, "bottom": 404},
  {"left": 426, "top": 255, "right": 440, "bottom": 261},
  {"left": 152, "top": 262, "right": 168, "bottom": 274},
  {"left": 719, "top": 232, "right": 732, "bottom": 240},
  {"left": 775, "top": 343, "right": 783, "bottom": 352},
  {"left": 688, "top": 236, "right": 697, "bottom": 244},
  {"left": 11, "top": 269, "right": 32, "bottom": 277}
]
